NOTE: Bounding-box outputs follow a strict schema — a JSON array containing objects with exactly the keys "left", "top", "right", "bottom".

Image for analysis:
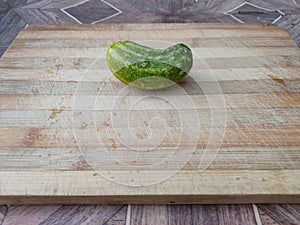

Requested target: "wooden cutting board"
[{"left": 0, "top": 23, "right": 299, "bottom": 204}]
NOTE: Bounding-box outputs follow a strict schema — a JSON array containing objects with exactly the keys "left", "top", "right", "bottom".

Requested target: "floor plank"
[
  {"left": 244, "top": 0, "right": 296, "bottom": 8},
  {"left": 130, "top": 204, "right": 257, "bottom": 225},
  {"left": 0, "top": 1, "right": 10, "bottom": 20},
  {"left": 167, "top": 205, "right": 193, "bottom": 225},
  {"left": 130, "top": 205, "right": 168, "bottom": 225},
  {"left": 257, "top": 204, "right": 300, "bottom": 225},
  {"left": 259, "top": 208, "right": 280, "bottom": 225},
  {"left": 0, "top": 204, "right": 127, "bottom": 225},
  {"left": 217, "top": 204, "right": 257, "bottom": 225},
  {"left": 0, "top": 9, "right": 27, "bottom": 56},
  {"left": 191, "top": 205, "right": 219, "bottom": 225},
  {"left": 276, "top": 10, "right": 300, "bottom": 46},
  {"left": 1, "top": 205, "right": 61, "bottom": 225},
  {"left": 0, "top": 206, "right": 8, "bottom": 225},
  {"left": 104, "top": 205, "right": 127, "bottom": 225},
  {"left": 13, "top": 8, "right": 78, "bottom": 24},
  {"left": 38, "top": 205, "right": 126, "bottom": 225}
]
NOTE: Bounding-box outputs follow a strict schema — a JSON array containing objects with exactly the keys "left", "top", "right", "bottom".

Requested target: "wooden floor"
[
  {"left": 0, "top": 0, "right": 300, "bottom": 225},
  {"left": 0, "top": 204, "right": 300, "bottom": 224}
]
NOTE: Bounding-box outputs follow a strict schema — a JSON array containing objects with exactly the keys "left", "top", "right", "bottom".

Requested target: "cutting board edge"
[{"left": 1, "top": 194, "right": 300, "bottom": 205}]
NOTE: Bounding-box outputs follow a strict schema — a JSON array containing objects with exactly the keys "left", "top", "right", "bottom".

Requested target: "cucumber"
[{"left": 106, "top": 41, "right": 193, "bottom": 90}]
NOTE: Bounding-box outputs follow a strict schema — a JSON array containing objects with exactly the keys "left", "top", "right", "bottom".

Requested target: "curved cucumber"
[{"left": 106, "top": 41, "right": 193, "bottom": 90}]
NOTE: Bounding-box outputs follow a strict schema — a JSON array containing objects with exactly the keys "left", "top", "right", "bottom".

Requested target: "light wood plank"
[
  {"left": 1, "top": 67, "right": 300, "bottom": 82},
  {"left": 16, "top": 28, "right": 291, "bottom": 40},
  {"left": 3, "top": 46, "right": 300, "bottom": 58},
  {"left": 0, "top": 125, "right": 299, "bottom": 148},
  {"left": 1, "top": 55, "right": 300, "bottom": 70},
  {"left": 0, "top": 23, "right": 299, "bottom": 204},
  {"left": 11, "top": 37, "right": 297, "bottom": 48},
  {"left": 1, "top": 93, "right": 299, "bottom": 110},
  {"left": 0, "top": 78, "right": 299, "bottom": 95},
  {"left": 0, "top": 170, "right": 299, "bottom": 204},
  {"left": 0, "top": 146, "right": 298, "bottom": 171},
  {"left": 1, "top": 108, "right": 299, "bottom": 128}
]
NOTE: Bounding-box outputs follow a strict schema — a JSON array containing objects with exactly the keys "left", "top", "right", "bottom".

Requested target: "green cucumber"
[{"left": 106, "top": 41, "right": 193, "bottom": 90}]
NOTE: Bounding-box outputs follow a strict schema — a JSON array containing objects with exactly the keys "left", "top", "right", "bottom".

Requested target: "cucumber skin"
[{"left": 106, "top": 41, "right": 193, "bottom": 89}]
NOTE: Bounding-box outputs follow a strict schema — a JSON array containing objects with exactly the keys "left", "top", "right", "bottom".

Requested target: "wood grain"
[
  {"left": 276, "top": 9, "right": 300, "bottom": 49},
  {"left": 1, "top": 125, "right": 299, "bottom": 149},
  {"left": 16, "top": 28, "right": 290, "bottom": 40},
  {"left": 0, "top": 23, "right": 300, "bottom": 204},
  {"left": 130, "top": 205, "right": 168, "bottom": 225},
  {"left": 0, "top": 206, "right": 8, "bottom": 225},
  {"left": 1, "top": 2, "right": 300, "bottom": 224},
  {"left": 216, "top": 204, "right": 257, "bottom": 225},
  {"left": 130, "top": 204, "right": 258, "bottom": 225},
  {"left": 259, "top": 210, "right": 280, "bottom": 225},
  {"left": 38, "top": 205, "right": 126, "bottom": 225},
  {"left": 0, "top": 9, "right": 27, "bottom": 56},
  {"left": 0, "top": 170, "right": 299, "bottom": 204},
  {"left": 0, "top": 205, "right": 127, "bottom": 225},
  {"left": 257, "top": 204, "right": 300, "bottom": 225},
  {"left": 1, "top": 205, "right": 61, "bottom": 225}
]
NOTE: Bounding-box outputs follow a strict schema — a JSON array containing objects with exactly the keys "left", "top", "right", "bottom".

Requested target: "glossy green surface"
[{"left": 106, "top": 41, "right": 193, "bottom": 89}]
